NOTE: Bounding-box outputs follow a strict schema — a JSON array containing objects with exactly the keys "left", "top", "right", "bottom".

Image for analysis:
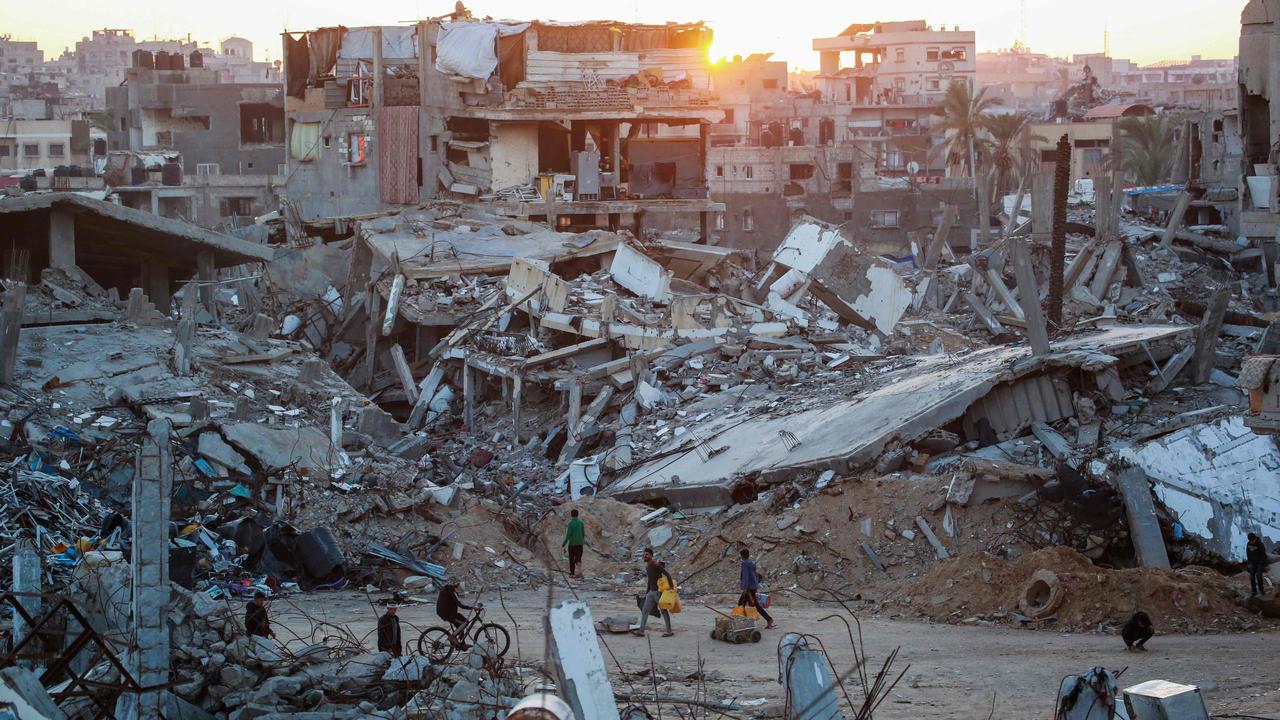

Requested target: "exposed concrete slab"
[
  {"left": 609, "top": 243, "right": 672, "bottom": 303},
  {"left": 1117, "top": 416, "right": 1280, "bottom": 561},
  {"left": 198, "top": 432, "right": 251, "bottom": 476},
  {"left": 548, "top": 601, "right": 620, "bottom": 720},
  {"left": 1115, "top": 466, "right": 1172, "bottom": 569},
  {"left": 608, "top": 325, "right": 1192, "bottom": 508},
  {"left": 221, "top": 422, "right": 338, "bottom": 478}
]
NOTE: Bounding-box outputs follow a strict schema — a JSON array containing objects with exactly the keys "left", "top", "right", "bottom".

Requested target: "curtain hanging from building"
[
  {"left": 285, "top": 34, "right": 310, "bottom": 98},
  {"left": 308, "top": 27, "right": 345, "bottom": 85},
  {"left": 290, "top": 122, "right": 321, "bottom": 162},
  {"left": 379, "top": 106, "right": 419, "bottom": 205},
  {"left": 497, "top": 30, "right": 526, "bottom": 89}
]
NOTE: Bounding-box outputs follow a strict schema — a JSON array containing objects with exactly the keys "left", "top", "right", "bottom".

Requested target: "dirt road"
[{"left": 280, "top": 587, "right": 1280, "bottom": 719}]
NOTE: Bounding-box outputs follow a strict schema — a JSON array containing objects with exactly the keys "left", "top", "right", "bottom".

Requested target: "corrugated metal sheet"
[
  {"left": 962, "top": 373, "right": 1074, "bottom": 441},
  {"left": 522, "top": 49, "right": 711, "bottom": 88},
  {"left": 378, "top": 106, "right": 419, "bottom": 205}
]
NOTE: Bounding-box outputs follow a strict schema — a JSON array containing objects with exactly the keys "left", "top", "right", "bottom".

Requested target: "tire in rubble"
[
  {"left": 417, "top": 626, "right": 455, "bottom": 662},
  {"left": 1018, "top": 569, "right": 1065, "bottom": 619},
  {"left": 472, "top": 623, "right": 511, "bottom": 658},
  {"left": 751, "top": 630, "right": 762, "bottom": 643}
]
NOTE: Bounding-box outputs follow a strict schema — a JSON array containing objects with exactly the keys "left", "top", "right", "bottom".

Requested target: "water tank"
[
  {"left": 130, "top": 162, "right": 148, "bottom": 185},
  {"left": 161, "top": 160, "right": 183, "bottom": 186},
  {"left": 18, "top": 176, "right": 37, "bottom": 192},
  {"left": 170, "top": 52, "right": 184, "bottom": 70},
  {"left": 93, "top": 138, "right": 107, "bottom": 156},
  {"left": 189, "top": 50, "right": 203, "bottom": 68},
  {"left": 132, "top": 49, "right": 154, "bottom": 69},
  {"left": 155, "top": 51, "right": 171, "bottom": 70},
  {"left": 68, "top": 166, "right": 83, "bottom": 178},
  {"left": 53, "top": 165, "right": 70, "bottom": 178}
]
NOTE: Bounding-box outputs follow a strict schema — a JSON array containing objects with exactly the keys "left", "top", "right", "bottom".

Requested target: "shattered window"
[
  {"left": 872, "top": 209, "right": 899, "bottom": 227},
  {"left": 942, "top": 48, "right": 967, "bottom": 61}
]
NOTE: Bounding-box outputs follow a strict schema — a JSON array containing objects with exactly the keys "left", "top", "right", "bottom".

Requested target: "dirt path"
[{"left": 277, "top": 586, "right": 1280, "bottom": 719}]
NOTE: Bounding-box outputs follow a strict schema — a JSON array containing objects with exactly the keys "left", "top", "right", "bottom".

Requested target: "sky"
[{"left": 5, "top": 0, "right": 1245, "bottom": 69}]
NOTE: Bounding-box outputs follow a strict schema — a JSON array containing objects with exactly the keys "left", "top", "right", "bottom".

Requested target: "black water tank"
[
  {"left": 132, "top": 49, "right": 154, "bottom": 69},
  {"left": 18, "top": 176, "right": 37, "bottom": 192},
  {"left": 130, "top": 163, "right": 147, "bottom": 185},
  {"left": 189, "top": 50, "right": 203, "bottom": 68},
  {"left": 155, "top": 51, "right": 171, "bottom": 70},
  {"left": 52, "top": 165, "right": 70, "bottom": 178},
  {"left": 93, "top": 138, "right": 106, "bottom": 156},
  {"left": 31, "top": 168, "right": 45, "bottom": 178},
  {"left": 68, "top": 166, "right": 83, "bottom": 178},
  {"left": 170, "top": 52, "right": 184, "bottom": 70},
  {"left": 161, "top": 160, "right": 182, "bottom": 186}
]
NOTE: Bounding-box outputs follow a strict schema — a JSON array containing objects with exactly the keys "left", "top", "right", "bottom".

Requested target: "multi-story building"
[
  {"left": 199, "top": 37, "right": 281, "bottom": 85},
  {"left": 1064, "top": 53, "right": 1238, "bottom": 111},
  {"left": 283, "top": 14, "right": 725, "bottom": 237},
  {"left": 976, "top": 46, "right": 1068, "bottom": 113},
  {"left": 0, "top": 36, "right": 44, "bottom": 77},
  {"left": 812, "top": 21, "right": 976, "bottom": 107},
  {"left": 71, "top": 30, "right": 195, "bottom": 109},
  {"left": 0, "top": 119, "right": 91, "bottom": 171},
  {"left": 105, "top": 62, "right": 285, "bottom": 176}
]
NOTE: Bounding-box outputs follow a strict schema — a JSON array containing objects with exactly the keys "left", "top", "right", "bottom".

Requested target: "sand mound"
[{"left": 906, "top": 546, "right": 1267, "bottom": 632}]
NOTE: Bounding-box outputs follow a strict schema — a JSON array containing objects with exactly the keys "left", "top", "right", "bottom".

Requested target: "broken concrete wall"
[{"left": 1119, "top": 416, "right": 1280, "bottom": 561}]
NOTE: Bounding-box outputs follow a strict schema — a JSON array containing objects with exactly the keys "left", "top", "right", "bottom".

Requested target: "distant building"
[
  {"left": 813, "top": 21, "right": 977, "bottom": 107},
  {"left": 71, "top": 29, "right": 194, "bottom": 109},
  {"left": 0, "top": 119, "right": 91, "bottom": 172},
  {"left": 976, "top": 46, "right": 1067, "bottom": 112},
  {"left": 283, "top": 15, "right": 724, "bottom": 236},
  {"left": 0, "top": 35, "right": 44, "bottom": 77}
]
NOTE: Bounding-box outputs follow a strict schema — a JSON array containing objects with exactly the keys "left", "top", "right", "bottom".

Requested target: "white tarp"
[
  {"left": 435, "top": 22, "right": 529, "bottom": 80},
  {"left": 339, "top": 27, "right": 419, "bottom": 61}
]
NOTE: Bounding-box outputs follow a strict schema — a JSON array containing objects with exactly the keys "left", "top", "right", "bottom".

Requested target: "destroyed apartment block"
[{"left": 283, "top": 16, "right": 726, "bottom": 238}]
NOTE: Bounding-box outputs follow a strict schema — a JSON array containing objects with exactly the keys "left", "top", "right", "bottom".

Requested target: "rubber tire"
[
  {"left": 751, "top": 631, "right": 762, "bottom": 643},
  {"left": 710, "top": 630, "right": 717, "bottom": 640},
  {"left": 417, "top": 627, "right": 454, "bottom": 662},
  {"left": 472, "top": 623, "right": 511, "bottom": 658}
]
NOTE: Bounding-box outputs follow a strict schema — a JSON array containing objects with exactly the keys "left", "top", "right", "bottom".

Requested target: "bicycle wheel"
[
  {"left": 417, "top": 626, "right": 454, "bottom": 662},
  {"left": 472, "top": 623, "right": 510, "bottom": 658}
]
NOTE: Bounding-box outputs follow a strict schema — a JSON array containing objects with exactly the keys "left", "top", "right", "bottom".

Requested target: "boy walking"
[
  {"left": 738, "top": 548, "right": 775, "bottom": 629},
  {"left": 633, "top": 548, "right": 674, "bottom": 638},
  {"left": 564, "top": 509, "right": 586, "bottom": 577}
]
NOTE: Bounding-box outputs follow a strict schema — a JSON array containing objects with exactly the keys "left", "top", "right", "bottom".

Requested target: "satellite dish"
[{"left": 907, "top": 161, "right": 921, "bottom": 177}]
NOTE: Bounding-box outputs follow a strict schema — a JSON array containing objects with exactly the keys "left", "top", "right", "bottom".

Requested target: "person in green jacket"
[{"left": 563, "top": 509, "right": 586, "bottom": 577}]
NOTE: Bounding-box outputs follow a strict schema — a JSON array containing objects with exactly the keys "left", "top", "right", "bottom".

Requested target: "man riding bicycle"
[{"left": 436, "top": 581, "right": 478, "bottom": 647}]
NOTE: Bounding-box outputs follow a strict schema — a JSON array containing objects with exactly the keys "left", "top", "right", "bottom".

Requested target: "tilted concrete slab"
[
  {"left": 1117, "top": 415, "right": 1280, "bottom": 561},
  {"left": 607, "top": 324, "right": 1192, "bottom": 508}
]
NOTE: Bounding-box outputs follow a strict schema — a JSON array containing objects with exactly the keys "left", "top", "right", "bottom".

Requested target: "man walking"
[
  {"left": 244, "top": 592, "right": 274, "bottom": 639},
  {"left": 563, "top": 509, "right": 586, "bottom": 577},
  {"left": 1247, "top": 533, "right": 1269, "bottom": 597},
  {"left": 738, "top": 548, "right": 775, "bottom": 629},
  {"left": 377, "top": 605, "right": 402, "bottom": 656},
  {"left": 632, "top": 548, "right": 674, "bottom": 638}
]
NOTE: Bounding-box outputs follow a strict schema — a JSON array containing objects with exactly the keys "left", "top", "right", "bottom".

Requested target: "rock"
[
  {"left": 198, "top": 432, "right": 252, "bottom": 476},
  {"left": 221, "top": 422, "right": 336, "bottom": 478},
  {"left": 336, "top": 652, "right": 391, "bottom": 687},
  {"left": 247, "top": 636, "right": 283, "bottom": 665},
  {"left": 647, "top": 524, "right": 674, "bottom": 548},
  {"left": 0, "top": 666, "right": 66, "bottom": 719},
  {"left": 219, "top": 664, "right": 255, "bottom": 688},
  {"left": 191, "top": 589, "right": 225, "bottom": 618},
  {"left": 382, "top": 655, "right": 433, "bottom": 683},
  {"left": 250, "top": 676, "right": 304, "bottom": 704},
  {"left": 447, "top": 679, "right": 482, "bottom": 706},
  {"left": 776, "top": 515, "right": 799, "bottom": 530}
]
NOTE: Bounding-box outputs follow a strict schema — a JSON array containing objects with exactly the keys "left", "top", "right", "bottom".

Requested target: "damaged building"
[{"left": 283, "top": 14, "right": 724, "bottom": 238}]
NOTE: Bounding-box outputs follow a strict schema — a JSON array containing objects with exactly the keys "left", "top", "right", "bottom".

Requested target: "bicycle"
[{"left": 416, "top": 605, "right": 510, "bottom": 663}]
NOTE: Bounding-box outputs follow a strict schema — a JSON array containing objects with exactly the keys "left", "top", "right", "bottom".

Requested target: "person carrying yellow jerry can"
[{"left": 657, "top": 573, "right": 681, "bottom": 614}]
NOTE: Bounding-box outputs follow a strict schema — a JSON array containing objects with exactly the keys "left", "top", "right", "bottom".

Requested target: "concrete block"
[{"left": 548, "top": 601, "right": 620, "bottom": 720}]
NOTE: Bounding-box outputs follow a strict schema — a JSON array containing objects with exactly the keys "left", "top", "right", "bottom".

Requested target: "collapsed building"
[{"left": 282, "top": 12, "right": 724, "bottom": 240}]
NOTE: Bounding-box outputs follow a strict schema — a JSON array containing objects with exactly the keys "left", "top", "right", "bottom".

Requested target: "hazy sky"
[{"left": 7, "top": 0, "right": 1245, "bottom": 69}]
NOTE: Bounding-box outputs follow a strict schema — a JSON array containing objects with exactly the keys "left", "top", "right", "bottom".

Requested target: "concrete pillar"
[
  {"left": 511, "top": 375, "right": 523, "bottom": 443},
  {"left": 120, "top": 419, "right": 172, "bottom": 719},
  {"left": 11, "top": 539, "right": 41, "bottom": 668},
  {"left": 140, "top": 259, "right": 170, "bottom": 313},
  {"left": 175, "top": 287, "right": 195, "bottom": 376},
  {"left": 48, "top": 208, "right": 76, "bottom": 269},
  {"left": 196, "top": 250, "right": 216, "bottom": 318},
  {"left": 0, "top": 283, "right": 26, "bottom": 384},
  {"left": 462, "top": 363, "right": 475, "bottom": 430}
]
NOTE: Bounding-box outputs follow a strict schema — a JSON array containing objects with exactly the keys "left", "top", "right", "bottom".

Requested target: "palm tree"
[
  {"left": 1116, "top": 114, "right": 1179, "bottom": 186},
  {"left": 933, "top": 79, "right": 999, "bottom": 179},
  {"left": 984, "top": 112, "right": 1044, "bottom": 197}
]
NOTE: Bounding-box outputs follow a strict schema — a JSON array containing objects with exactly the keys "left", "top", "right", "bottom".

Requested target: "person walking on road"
[
  {"left": 633, "top": 548, "right": 674, "bottom": 638},
  {"left": 738, "top": 548, "right": 775, "bottom": 629},
  {"left": 1247, "top": 533, "right": 1270, "bottom": 597},
  {"left": 564, "top": 509, "right": 586, "bottom": 577},
  {"left": 377, "top": 605, "right": 402, "bottom": 656}
]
